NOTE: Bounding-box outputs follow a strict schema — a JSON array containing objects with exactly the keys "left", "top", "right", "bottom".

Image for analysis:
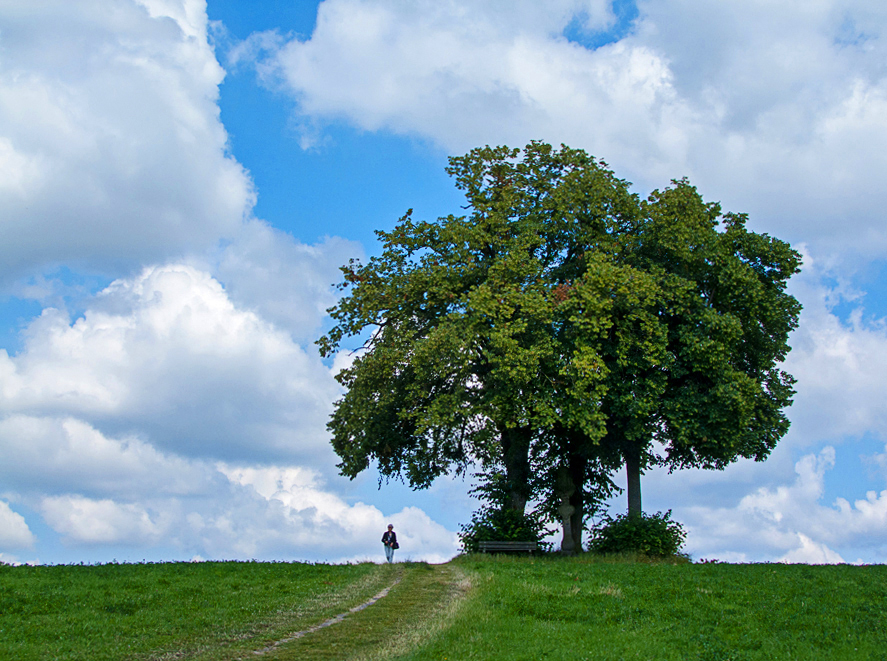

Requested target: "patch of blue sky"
[
  {"left": 833, "top": 13, "right": 874, "bottom": 49},
  {"left": 1, "top": 500, "right": 94, "bottom": 567},
  {"left": 208, "top": 0, "right": 320, "bottom": 41},
  {"left": 0, "top": 296, "right": 43, "bottom": 356},
  {"left": 813, "top": 433, "right": 886, "bottom": 511},
  {"left": 218, "top": 67, "right": 467, "bottom": 250},
  {"left": 824, "top": 259, "right": 887, "bottom": 326},
  {"left": 0, "top": 266, "right": 113, "bottom": 356},
  {"left": 562, "top": 0, "right": 638, "bottom": 50},
  {"left": 210, "top": 0, "right": 468, "bottom": 251},
  {"left": 343, "top": 469, "right": 474, "bottom": 534}
]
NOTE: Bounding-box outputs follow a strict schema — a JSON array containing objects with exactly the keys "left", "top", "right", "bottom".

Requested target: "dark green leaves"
[{"left": 317, "top": 141, "right": 801, "bottom": 528}]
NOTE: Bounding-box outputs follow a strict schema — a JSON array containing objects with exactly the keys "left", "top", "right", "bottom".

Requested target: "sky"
[{"left": 1, "top": 0, "right": 886, "bottom": 566}]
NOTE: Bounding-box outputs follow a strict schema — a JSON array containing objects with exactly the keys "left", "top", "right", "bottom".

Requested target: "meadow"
[{"left": 1, "top": 555, "right": 884, "bottom": 660}]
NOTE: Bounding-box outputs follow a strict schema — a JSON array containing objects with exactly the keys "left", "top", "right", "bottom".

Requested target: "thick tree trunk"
[
  {"left": 556, "top": 439, "right": 589, "bottom": 554},
  {"left": 500, "top": 425, "right": 532, "bottom": 513},
  {"left": 624, "top": 444, "right": 642, "bottom": 516},
  {"left": 555, "top": 466, "right": 576, "bottom": 555}
]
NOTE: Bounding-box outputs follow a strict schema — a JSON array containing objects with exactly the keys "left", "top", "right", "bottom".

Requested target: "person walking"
[{"left": 381, "top": 524, "right": 398, "bottom": 563}]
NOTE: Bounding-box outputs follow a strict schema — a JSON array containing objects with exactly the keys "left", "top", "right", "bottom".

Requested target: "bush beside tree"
[{"left": 588, "top": 510, "right": 687, "bottom": 557}]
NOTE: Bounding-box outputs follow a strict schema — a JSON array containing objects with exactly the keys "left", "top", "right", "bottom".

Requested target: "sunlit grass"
[
  {"left": 0, "top": 560, "right": 386, "bottom": 660},
  {"left": 263, "top": 562, "right": 467, "bottom": 661},
  {"left": 2, "top": 555, "right": 885, "bottom": 660},
  {"left": 395, "top": 554, "right": 887, "bottom": 661}
]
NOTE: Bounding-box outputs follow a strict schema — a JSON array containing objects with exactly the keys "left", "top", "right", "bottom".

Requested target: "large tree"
[
  {"left": 554, "top": 181, "right": 803, "bottom": 515},
  {"left": 318, "top": 142, "right": 801, "bottom": 548}
]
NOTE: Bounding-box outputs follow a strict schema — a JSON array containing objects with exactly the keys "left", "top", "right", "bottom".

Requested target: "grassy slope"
[
  {"left": 398, "top": 555, "right": 887, "bottom": 661},
  {"left": 0, "top": 560, "right": 387, "bottom": 660},
  {"left": 258, "top": 561, "right": 467, "bottom": 661},
  {"left": 2, "top": 556, "right": 885, "bottom": 660}
]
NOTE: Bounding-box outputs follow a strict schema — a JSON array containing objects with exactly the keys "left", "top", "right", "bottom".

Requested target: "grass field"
[
  {"left": 400, "top": 555, "right": 887, "bottom": 661},
  {"left": 1, "top": 555, "right": 884, "bottom": 660}
]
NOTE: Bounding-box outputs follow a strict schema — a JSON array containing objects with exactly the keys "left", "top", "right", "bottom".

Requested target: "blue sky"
[{"left": 1, "top": 0, "right": 887, "bottom": 566}]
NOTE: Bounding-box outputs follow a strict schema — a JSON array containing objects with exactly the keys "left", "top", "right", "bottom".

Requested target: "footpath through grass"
[
  {"left": 0, "top": 559, "right": 466, "bottom": 661},
  {"left": 396, "top": 554, "right": 887, "bottom": 661},
  {"left": 3, "top": 555, "right": 885, "bottom": 660}
]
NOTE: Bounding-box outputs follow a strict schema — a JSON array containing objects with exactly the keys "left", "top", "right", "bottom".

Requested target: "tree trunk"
[
  {"left": 555, "top": 466, "right": 576, "bottom": 555},
  {"left": 624, "top": 444, "right": 642, "bottom": 516},
  {"left": 569, "top": 453, "right": 587, "bottom": 550},
  {"left": 556, "top": 437, "right": 589, "bottom": 554},
  {"left": 501, "top": 425, "right": 532, "bottom": 513}
]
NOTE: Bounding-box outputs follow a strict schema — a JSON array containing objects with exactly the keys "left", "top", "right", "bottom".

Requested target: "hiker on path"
[{"left": 381, "top": 524, "right": 398, "bottom": 563}]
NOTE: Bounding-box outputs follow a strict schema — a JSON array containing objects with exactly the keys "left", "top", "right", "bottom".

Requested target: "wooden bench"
[{"left": 477, "top": 540, "right": 538, "bottom": 554}]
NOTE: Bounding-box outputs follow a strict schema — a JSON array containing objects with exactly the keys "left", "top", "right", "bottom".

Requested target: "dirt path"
[
  {"left": 251, "top": 562, "right": 470, "bottom": 661},
  {"left": 251, "top": 576, "right": 403, "bottom": 656}
]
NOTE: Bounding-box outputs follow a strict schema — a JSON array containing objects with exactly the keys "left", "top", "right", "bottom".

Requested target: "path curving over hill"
[{"left": 239, "top": 562, "right": 470, "bottom": 661}]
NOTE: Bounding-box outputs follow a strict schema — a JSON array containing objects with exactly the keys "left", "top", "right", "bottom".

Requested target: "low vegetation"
[
  {"left": 0, "top": 560, "right": 389, "bottom": 660},
  {"left": 402, "top": 555, "right": 887, "bottom": 660},
  {"left": 2, "top": 555, "right": 884, "bottom": 660},
  {"left": 588, "top": 510, "right": 688, "bottom": 557}
]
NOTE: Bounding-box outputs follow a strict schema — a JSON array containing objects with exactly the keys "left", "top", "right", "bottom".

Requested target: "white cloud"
[
  {"left": 783, "top": 254, "right": 887, "bottom": 445},
  {"left": 0, "top": 500, "right": 34, "bottom": 550},
  {"left": 41, "top": 495, "right": 171, "bottom": 546},
  {"left": 779, "top": 534, "right": 846, "bottom": 565},
  {"left": 204, "top": 220, "right": 363, "bottom": 343},
  {"left": 264, "top": 0, "right": 691, "bottom": 163},
  {"left": 0, "top": 0, "right": 254, "bottom": 279},
  {"left": 22, "top": 457, "right": 457, "bottom": 561},
  {"left": 0, "top": 263, "right": 338, "bottom": 464},
  {"left": 252, "top": 0, "right": 887, "bottom": 256},
  {"left": 632, "top": 0, "right": 887, "bottom": 253},
  {"left": 0, "top": 262, "right": 459, "bottom": 562},
  {"left": 0, "top": 415, "right": 218, "bottom": 498},
  {"left": 222, "top": 465, "right": 459, "bottom": 562},
  {"left": 676, "top": 446, "right": 887, "bottom": 563}
]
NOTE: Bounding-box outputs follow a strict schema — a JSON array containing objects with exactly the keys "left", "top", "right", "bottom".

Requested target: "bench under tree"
[{"left": 477, "top": 540, "right": 539, "bottom": 554}]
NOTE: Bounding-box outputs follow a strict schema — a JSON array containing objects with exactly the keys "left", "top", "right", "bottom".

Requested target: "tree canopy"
[{"left": 318, "top": 142, "right": 802, "bottom": 550}]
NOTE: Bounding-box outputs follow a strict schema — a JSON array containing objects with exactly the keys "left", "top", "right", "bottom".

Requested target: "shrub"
[{"left": 588, "top": 510, "right": 687, "bottom": 557}]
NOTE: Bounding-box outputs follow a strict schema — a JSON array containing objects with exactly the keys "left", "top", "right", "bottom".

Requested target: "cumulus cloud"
[
  {"left": 204, "top": 220, "right": 362, "bottom": 343},
  {"left": 783, "top": 254, "right": 887, "bottom": 445},
  {"left": 0, "top": 263, "right": 338, "bottom": 464},
  {"left": 0, "top": 415, "right": 218, "bottom": 498},
  {"left": 0, "top": 263, "right": 458, "bottom": 562},
  {"left": 262, "top": 0, "right": 691, "bottom": 162},
  {"left": 41, "top": 495, "right": 172, "bottom": 546},
  {"left": 15, "top": 444, "right": 457, "bottom": 561},
  {"left": 678, "top": 446, "right": 887, "bottom": 563},
  {"left": 222, "top": 466, "right": 459, "bottom": 562},
  {"left": 0, "top": 500, "right": 34, "bottom": 550},
  {"left": 246, "top": 0, "right": 887, "bottom": 256},
  {"left": 0, "top": 0, "right": 254, "bottom": 280}
]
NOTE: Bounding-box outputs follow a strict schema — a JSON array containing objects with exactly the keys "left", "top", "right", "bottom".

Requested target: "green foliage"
[
  {"left": 318, "top": 140, "right": 803, "bottom": 527},
  {"left": 588, "top": 510, "right": 688, "bottom": 556},
  {"left": 459, "top": 471, "right": 553, "bottom": 552}
]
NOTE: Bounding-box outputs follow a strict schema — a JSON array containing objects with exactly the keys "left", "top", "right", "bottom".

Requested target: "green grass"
[
  {"left": 0, "top": 560, "right": 388, "bottom": 660},
  {"left": 256, "top": 561, "right": 468, "bottom": 661},
  {"left": 2, "top": 556, "right": 885, "bottom": 660},
  {"left": 396, "top": 555, "right": 887, "bottom": 661}
]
